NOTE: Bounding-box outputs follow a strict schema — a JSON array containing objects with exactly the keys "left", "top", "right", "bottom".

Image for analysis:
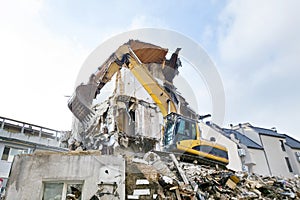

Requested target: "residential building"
[
  {"left": 0, "top": 116, "right": 68, "bottom": 196},
  {"left": 232, "top": 123, "right": 298, "bottom": 178},
  {"left": 221, "top": 128, "right": 269, "bottom": 176},
  {"left": 283, "top": 134, "right": 300, "bottom": 175}
]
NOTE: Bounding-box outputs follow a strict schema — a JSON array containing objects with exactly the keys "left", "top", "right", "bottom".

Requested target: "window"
[
  {"left": 42, "top": 182, "right": 83, "bottom": 200},
  {"left": 285, "top": 157, "right": 293, "bottom": 172},
  {"left": 280, "top": 140, "right": 286, "bottom": 151},
  {"left": 192, "top": 145, "right": 229, "bottom": 160},
  {"left": 1, "top": 147, "right": 10, "bottom": 161},
  {"left": 174, "top": 119, "right": 197, "bottom": 141},
  {"left": 163, "top": 120, "right": 175, "bottom": 145},
  {"left": 295, "top": 152, "right": 300, "bottom": 163},
  {"left": 1, "top": 146, "right": 27, "bottom": 162}
]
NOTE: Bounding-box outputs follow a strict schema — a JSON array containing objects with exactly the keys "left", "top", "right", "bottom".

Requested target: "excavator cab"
[
  {"left": 163, "top": 112, "right": 198, "bottom": 148},
  {"left": 163, "top": 112, "right": 229, "bottom": 166}
]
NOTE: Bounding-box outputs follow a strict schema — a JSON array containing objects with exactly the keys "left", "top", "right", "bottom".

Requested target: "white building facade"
[
  {"left": 233, "top": 123, "right": 299, "bottom": 178},
  {"left": 0, "top": 116, "right": 67, "bottom": 196}
]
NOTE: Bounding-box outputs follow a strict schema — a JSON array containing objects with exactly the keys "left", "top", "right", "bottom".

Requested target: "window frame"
[
  {"left": 280, "top": 140, "right": 286, "bottom": 151},
  {"left": 1, "top": 146, "right": 27, "bottom": 162},
  {"left": 42, "top": 180, "right": 84, "bottom": 200},
  {"left": 1, "top": 146, "right": 10, "bottom": 161},
  {"left": 285, "top": 157, "right": 293, "bottom": 173}
]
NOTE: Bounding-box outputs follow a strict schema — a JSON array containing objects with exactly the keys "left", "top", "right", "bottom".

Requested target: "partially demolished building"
[
  {"left": 67, "top": 40, "right": 236, "bottom": 167},
  {"left": 4, "top": 40, "right": 300, "bottom": 200},
  {"left": 68, "top": 40, "right": 196, "bottom": 153}
]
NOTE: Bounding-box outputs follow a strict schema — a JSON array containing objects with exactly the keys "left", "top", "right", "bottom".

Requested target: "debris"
[
  {"left": 225, "top": 175, "right": 240, "bottom": 190},
  {"left": 175, "top": 188, "right": 182, "bottom": 200},
  {"left": 161, "top": 176, "right": 174, "bottom": 185},
  {"left": 136, "top": 179, "right": 150, "bottom": 185},
  {"left": 127, "top": 195, "right": 139, "bottom": 199},
  {"left": 169, "top": 153, "right": 189, "bottom": 185},
  {"left": 133, "top": 189, "right": 150, "bottom": 196},
  {"left": 143, "top": 151, "right": 161, "bottom": 164},
  {"left": 89, "top": 181, "right": 119, "bottom": 200},
  {"left": 225, "top": 178, "right": 236, "bottom": 190},
  {"left": 132, "top": 158, "right": 149, "bottom": 165},
  {"left": 125, "top": 153, "right": 300, "bottom": 199}
]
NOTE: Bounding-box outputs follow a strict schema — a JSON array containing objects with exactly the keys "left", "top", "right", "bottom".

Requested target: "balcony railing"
[{"left": 0, "top": 116, "right": 65, "bottom": 141}]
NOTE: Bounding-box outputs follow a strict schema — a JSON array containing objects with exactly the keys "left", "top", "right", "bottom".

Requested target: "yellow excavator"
[{"left": 68, "top": 40, "right": 229, "bottom": 166}]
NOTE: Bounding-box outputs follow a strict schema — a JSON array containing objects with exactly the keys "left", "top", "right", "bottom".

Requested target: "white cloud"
[
  {"left": 0, "top": 1, "right": 169, "bottom": 131},
  {"left": 129, "top": 15, "right": 168, "bottom": 29},
  {"left": 0, "top": 0, "right": 89, "bottom": 130},
  {"left": 217, "top": 0, "right": 300, "bottom": 136},
  {"left": 219, "top": 0, "right": 300, "bottom": 65}
]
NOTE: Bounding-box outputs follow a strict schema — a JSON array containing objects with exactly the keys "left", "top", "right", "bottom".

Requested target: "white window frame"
[
  {"left": 41, "top": 180, "right": 84, "bottom": 200},
  {"left": 1, "top": 146, "right": 28, "bottom": 162}
]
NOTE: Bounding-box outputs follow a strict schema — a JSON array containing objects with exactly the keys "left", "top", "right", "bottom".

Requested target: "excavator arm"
[
  {"left": 125, "top": 48, "right": 177, "bottom": 116},
  {"left": 68, "top": 42, "right": 178, "bottom": 130}
]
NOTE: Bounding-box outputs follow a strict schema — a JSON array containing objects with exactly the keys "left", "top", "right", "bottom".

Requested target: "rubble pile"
[
  {"left": 126, "top": 152, "right": 300, "bottom": 199},
  {"left": 182, "top": 163, "right": 300, "bottom": 199}
]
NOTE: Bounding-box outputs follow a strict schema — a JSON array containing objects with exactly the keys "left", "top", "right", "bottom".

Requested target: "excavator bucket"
[{"left": 68, "top": 83, "right": 97, "bottom": 125}]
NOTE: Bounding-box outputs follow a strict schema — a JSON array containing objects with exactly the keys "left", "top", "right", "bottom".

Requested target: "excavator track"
[{"left": 152, "top": 150, "right": 227, "bottom": 168}]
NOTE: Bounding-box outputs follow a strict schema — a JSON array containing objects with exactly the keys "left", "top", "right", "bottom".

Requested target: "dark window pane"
[
  {"left": 285, "top": 157, "right": 293, "bottom": 172},
  {"left": 1, "top": 147, "right": 10, "bottom": 161},
  {"left": 280, "top": 140, "right": 286, "bottom": 151},
  {"left": 192, "top": 145, "right": 228, "bottom": 159}
]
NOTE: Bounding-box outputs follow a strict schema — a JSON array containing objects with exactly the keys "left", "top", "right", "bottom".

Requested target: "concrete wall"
[
  {"left": 117, "top": 68, "right": 155, "bottom": 103},
  {"left": 5, "top": 151, "right": 125, "bottom": 200},
  {"left": 135, "top": 104, "right": 163, "bottom": 139},
  {"left": 260, "top": 135, "right": 293, "bottom": 177},
  {"left": 199, "top": 122, "right": 242, "bottom": 171},
  {"left": 248, "top": 148, "right": 270, "bottom": 176}
]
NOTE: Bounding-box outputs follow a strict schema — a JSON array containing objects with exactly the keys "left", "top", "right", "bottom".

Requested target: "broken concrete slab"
[
  {"left": 127, "top": 194, "right": 139, "bottom": 199},
  {"left": 136, "top": 179, "right": 150, "bottom": 185},
  {"left": 133, "top": 189, "right": 150, "bottom": 196}
]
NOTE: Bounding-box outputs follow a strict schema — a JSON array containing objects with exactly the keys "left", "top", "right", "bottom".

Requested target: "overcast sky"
[{"left": 0, "top": 0, "right": 299, "bottom": 139}]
